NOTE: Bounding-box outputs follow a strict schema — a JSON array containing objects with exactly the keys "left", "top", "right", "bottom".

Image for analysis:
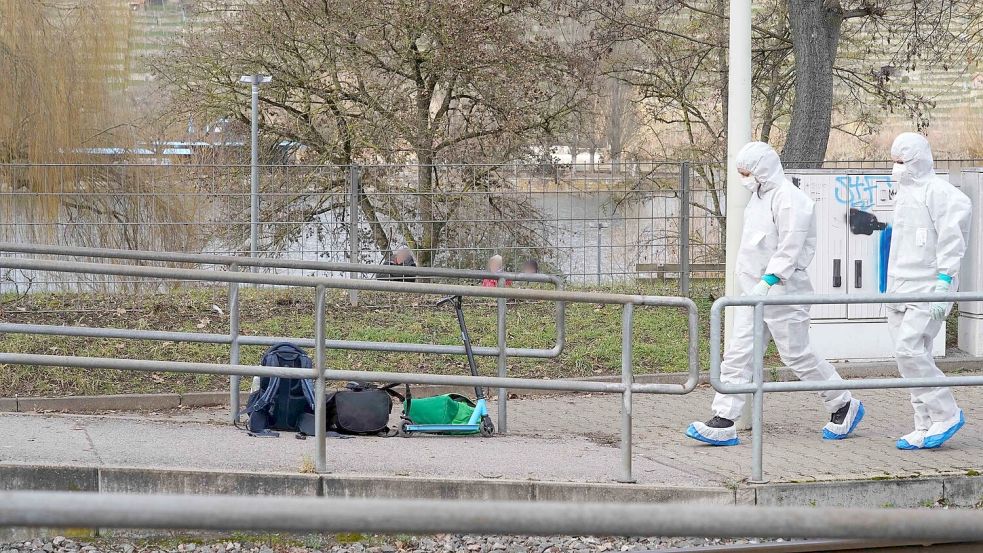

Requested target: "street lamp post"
[
  {"left": 232, "top": 74, "right": 271, "bottom": 416},
  {"left": 239, "top": 74, "right": 272, "bottom": 258},
  {"left": 727, "top": 1, "right": 753, "bottom": 432}
]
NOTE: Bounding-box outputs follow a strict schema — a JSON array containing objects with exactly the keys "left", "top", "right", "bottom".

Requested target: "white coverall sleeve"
[
  {"left": 929, "top": 186, "right": 972, "bottom": 277},
  {"left": 765, "top": 190, "right": 813, "bottom": 281}
]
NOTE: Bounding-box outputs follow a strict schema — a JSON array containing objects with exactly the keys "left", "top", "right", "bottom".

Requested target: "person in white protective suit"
[
  {"left": 888, "top": 133, "right": 971, "bottom": 450},
  {"left": 685, "top": 142, "right": 865, "bottom": 446}
]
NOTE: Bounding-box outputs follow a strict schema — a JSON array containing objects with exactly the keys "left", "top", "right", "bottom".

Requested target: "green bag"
[{"left": 406, "top": 393, "right": 476, "bottom": 429}]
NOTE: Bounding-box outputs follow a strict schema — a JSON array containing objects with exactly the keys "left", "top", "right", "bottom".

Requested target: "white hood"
[
  {"left": 890, "top": 132, "right": 936, "bottom": 184},
  {"left": 735, "top": 141, "right": 786, "bottom": 193}
]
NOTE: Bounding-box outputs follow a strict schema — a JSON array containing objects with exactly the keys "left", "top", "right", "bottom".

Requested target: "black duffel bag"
[{"left": 324, "top": 382, "right": 399, "bottom": 435}]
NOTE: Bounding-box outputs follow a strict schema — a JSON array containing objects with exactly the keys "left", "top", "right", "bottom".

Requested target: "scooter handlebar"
[{"left": 436, "top": 295, "right": 461, "bottom": 308}]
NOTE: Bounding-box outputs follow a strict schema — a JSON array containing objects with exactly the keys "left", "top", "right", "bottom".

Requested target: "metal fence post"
[
  {"left": 679, "top": 162, "right": 691, "bottom": 296},
  {"left": 618, "top": 303, "right": 636, "bottom": 483},
  {"left": 496, "top": 277, "right": 508, "bottom": 434},
  {"left": 349, "top": 165, "right": 361, "bottom": 306},
  {"left": 596, "top": 223, "right": 603, "bottom": 285},
  {"left": 228, "top": 264, "right": 241, "bottom": 423},
  {"left": 314, "top": 285, "right": 327, "bottom": 473},
  {"left": 750, "top": 301, "right": 767, "bottom": 484}
]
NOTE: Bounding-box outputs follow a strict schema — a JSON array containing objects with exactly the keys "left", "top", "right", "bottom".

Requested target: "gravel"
[{"left": 1, "top": 535, "right": 782, "bottom": 553}]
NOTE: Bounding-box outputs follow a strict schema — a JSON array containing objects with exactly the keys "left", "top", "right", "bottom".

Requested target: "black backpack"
[{"left": 241, "top": 343, "right": 316, "bottom": 436}]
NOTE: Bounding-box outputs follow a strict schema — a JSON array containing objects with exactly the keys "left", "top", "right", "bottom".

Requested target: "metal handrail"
[
  {"left": 4, "top": 491, "right": 983, "bottom": 540},
  {"left": 0, "top": 242, "right": 567, "bottom": 433},
  {"left": 710, "top": 291, "right": 983, "bottom": 483},
  {"left": 0, "top": 242, "right": 562, "bottom": 283},
  {"left": 0, "top": 254, "right": 700, "bottom": 483}
]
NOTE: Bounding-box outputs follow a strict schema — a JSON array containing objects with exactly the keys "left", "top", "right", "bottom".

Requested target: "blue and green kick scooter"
[{"left": 395, "top": 295, "right": 495, "bottom": 437}]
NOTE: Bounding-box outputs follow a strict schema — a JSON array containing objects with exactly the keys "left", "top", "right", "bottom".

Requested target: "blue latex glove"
[
  {"left": 930, "top": 274, "right": 952, "bottom": 322},
  {"left": 748, "top": 274, "right": 779, "bottom": 296}
]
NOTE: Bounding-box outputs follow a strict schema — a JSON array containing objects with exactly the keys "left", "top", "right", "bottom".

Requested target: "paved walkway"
[{"left": 1, "top": 385, "right": 981, "bottom": 486}]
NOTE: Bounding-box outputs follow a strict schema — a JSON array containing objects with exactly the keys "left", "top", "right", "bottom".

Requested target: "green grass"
[
  {"left": 9, "top": 280, "right": 956, "bottom": 398},
  {"left": 0, "top": 283, "right": 722, "bottom": 397}
]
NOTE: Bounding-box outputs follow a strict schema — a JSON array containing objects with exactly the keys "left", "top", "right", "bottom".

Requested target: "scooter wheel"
[
  {"left": 480, "top": 417, "right": 495, "bottom": 437},
  {"left": 397, "top": 421, "right": 413, "bottom": 438}
]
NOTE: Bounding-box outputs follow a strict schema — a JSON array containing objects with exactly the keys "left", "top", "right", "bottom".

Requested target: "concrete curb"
[
  {"left": 3, "top": 463, "right": 982, "bottom": 508},
  {"left": 4, "top": 359, "right": 983, "bottom": 413},
  {"left": 752, "top": 475, "right": 983, "bottom": 508},
  {"left": 0, "top": 464, "right": 734, "bottom": 505},
  {"left": 0, "top": 392, "right": 249, "bottom": 413}
]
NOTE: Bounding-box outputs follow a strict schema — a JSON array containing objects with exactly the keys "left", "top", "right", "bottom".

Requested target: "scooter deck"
[{"left": 404, "top": 424, "right": 481, "bottom": 433}]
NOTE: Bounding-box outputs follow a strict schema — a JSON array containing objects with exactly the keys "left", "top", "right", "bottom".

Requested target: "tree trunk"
[
  {"left": 781, "top": 0, "right": 843, "bottom": 166},
  {"left": 570, "top": 144, "right": 577, "bottom": 174},
  {"left": 759, "top": 60, "right": 783, "bottom": 143},
  {"left": 416, "top": 156, "right": 435, "bottom": 266},
  {"left": 607, "top": 79, "right": 625, "bottom": 174},
  {"left": 357, "top": 193, "right": 392, "bottom": 258}
]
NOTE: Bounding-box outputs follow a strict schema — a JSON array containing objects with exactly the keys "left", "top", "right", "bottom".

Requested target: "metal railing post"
[
  {"left": 618, "top": 303, "right": 636, "bottom": 483},
  {"left": 348, "top": 165, "right": 361, "bottom": 306},
  {"left": 496, "top": 277, "right": 508, "bottom": 434},
  {"left": 750, "top": 301, "right": 767, "bottom": 484},
  {"left": 679, "top": 162, "right": 690, "bottom": 296},
  {"left": 314, "top": 285, "right": 327, "bottom": 473},
  {"left": 228, "top": 264, "right": 241, "bottom": 423}
]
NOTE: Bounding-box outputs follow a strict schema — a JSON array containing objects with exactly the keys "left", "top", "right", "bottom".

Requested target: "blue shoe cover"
[
  {"left": 685, "top": 422, "right": 740, "bottom": 446},
  {"left": 896, "top": 429, "right": 927, "bottom": 450},
  {"left": 923, "top": 411, "right": 964, "bottom": 449},
  {"left": 897, "top": 438, "right": 921, "bottom": 450},
  {"left": 822, "top": 400, "right": 865, "bottom": 440}
]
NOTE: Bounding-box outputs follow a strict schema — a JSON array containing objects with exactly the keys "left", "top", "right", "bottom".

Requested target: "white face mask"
[
  {"left": 741, "top": 175, "right": 758, "bottom": 192},
  {"left": 892, "top": 163, "right": 910, "bottom": 184}
]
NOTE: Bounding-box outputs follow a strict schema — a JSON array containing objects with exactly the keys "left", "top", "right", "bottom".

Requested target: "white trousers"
[
  {"left": 887, "top": 304, "right": 959, "bottom": 430},
  {"left": 712, "top": 302, "right": 852, "bottom": 420}
]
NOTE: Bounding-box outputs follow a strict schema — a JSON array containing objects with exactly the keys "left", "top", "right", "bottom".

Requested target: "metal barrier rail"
[
  {"left": 0, "top": 242, "right": 567, "bottom": 433},
  {"left": 4, "top": 491, "right": 983, "bottom": 541},
  {"left": 711, "top": 291, "right": 983, "bottom": 483},
  {"left": 0, "top": 255, "right": 699, "bottom": 482}
]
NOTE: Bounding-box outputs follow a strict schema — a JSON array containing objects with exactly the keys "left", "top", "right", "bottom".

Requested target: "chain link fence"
[
  {"left": 0, "top": 162, "right": 725, "bottom": 291},
  {"left": 2, "top": 159, "right": 980, "bottom": 292}
]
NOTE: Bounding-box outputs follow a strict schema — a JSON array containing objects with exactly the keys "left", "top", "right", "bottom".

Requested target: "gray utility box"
[{"left": 785, "top": 169, "right": 947, "bottom": 361}]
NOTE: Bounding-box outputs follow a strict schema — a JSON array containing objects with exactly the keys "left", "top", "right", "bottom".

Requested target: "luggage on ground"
[
  {"left": 327, "top": 382, "right": 397, "bottom": 435},
  {"left": 241, "top": 343, "right": 316, "bottom": 436},
  {"left": 241, "top": 343, "right": 396, "bottom": 437}
]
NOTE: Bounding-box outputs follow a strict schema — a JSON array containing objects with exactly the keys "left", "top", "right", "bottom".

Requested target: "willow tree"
[
  {"left": 0, "top": 1, "right": 204, "bottom": 259},
  {"left": 0, "top": 1, "right": 132, "bottom": 167}
]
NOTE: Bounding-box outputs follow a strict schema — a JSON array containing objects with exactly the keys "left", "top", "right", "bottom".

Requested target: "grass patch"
[{"left": 0, "top": 280, "right": 777, "bottom": 397}]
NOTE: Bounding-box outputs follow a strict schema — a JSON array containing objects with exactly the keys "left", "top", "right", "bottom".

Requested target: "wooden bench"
[{"left": 636, "top": 263, "right": 725, "bottom": 281}]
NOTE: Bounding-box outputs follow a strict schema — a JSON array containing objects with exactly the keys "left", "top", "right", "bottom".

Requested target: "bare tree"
[
  {"left": 154, "top": 0, "right": 600, "bottom": 265},
  {"left": 778, "top": 0, "right": 983, "bottom": 163},
  {"left": 605, "top": 77, "right": 643, "bottom": 172},
  {"left": 585, "top": 0, "right": 983, "bottom": 166}
]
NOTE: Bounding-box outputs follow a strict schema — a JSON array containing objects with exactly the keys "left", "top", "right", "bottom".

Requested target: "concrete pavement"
[
  {"left": 508, "top": 385, "right": 983, "bottom": 485},
  {"left": 2, "top": 385, "right": 983, "bottom": 506}
]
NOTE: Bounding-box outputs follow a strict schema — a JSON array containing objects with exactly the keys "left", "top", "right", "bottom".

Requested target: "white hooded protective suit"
[
  {"left": 711, "top": 142, "right": 852, "bottom": 420},
  {"left": 887, "top": 133, "right": 971, "bottom": 435}
]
